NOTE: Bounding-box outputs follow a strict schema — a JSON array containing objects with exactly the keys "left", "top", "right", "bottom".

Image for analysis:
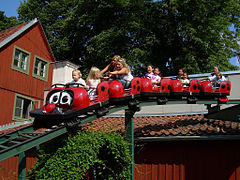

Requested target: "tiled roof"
[
  {"left": 0, "top": 124, "right": 46, "bottom": 135},
  {"left": 1, "top": 115, "right": 240, "bottom": 137},
  {"left": 82, "top": 114, "right": 240, "bottom": 137},
  {"left": 0, "top": 23, "right": 27, "bottom": 42}
]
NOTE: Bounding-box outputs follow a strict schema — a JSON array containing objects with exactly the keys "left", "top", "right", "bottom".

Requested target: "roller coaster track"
[
  {"left": 0, "top": 104, "right": 128, "bottom": 162},
  {"left": 1, "top": 99, "right": 240, "bottom": 162}
]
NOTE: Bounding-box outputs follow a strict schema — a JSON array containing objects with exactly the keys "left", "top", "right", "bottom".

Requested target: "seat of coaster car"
[
  {"left": 110, "top": 78, "right": 130, "bottom": 89},
  {"left": 124, "top": 80, "right": 131, "bottom": 89}
]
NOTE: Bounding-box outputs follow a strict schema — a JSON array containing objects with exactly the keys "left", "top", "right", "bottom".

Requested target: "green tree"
[
  {"left": 156, "top": 0, "right": 240, "bottom": 74},
  {"left": 0, "top": 11, "right": 20, "bottom": 31},
  {"left": 18, "top": 0, "right": 240, "bottom": 76}
]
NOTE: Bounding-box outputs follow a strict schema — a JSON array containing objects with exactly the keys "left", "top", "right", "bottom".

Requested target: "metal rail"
[
  {"left": 0, "top": 125, "right": 66, "bottom": 162},
  {"left": 0, "top": 105, "right": 129, "bottom": 162}
]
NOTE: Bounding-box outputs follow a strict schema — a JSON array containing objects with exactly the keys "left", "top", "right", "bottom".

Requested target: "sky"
[
  {"left": 0, "top": 0, "right": 22, "bottom": 18},
  {"left": 0, "top": 0, "right": 239, "bottom": 67}
]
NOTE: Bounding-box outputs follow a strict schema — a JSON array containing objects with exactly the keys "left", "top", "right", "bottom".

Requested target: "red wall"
[
  {"left": 0, "top": 156, "right": 18, "bottom": 179},
  {"left": 0, "top": 90, "right": 15, "bottom": 125},
  {"left": 0, "top": 153, "right": 37, "bottom": 180},
  {"left": 0, "top": 22, "right": 54, "bottom": 125},
  {"left": 135, "top": 140, "right": 240, "bottom": 180}
]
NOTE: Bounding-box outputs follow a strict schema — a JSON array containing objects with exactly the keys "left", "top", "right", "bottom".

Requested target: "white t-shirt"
[
  {"left": 118, "top": 72, "right": 133, "bottom": 82},
  {"left": 88, "top": 79, "right": 100, "bottom": 88},
  {"left": 145, "top": 72, "right": 154, "bottom": 79},
  {"left": 70, "top": 78, "right": 86, "bottom": 87},
  {"left": 151, "top": 74, "right": 161, "bottom": 83},
  {"left": 208, "top": 74, "right": 226, "bottom": 81},
  {"left": 181, "top": 78, "right": 190, "bottom": 87}
]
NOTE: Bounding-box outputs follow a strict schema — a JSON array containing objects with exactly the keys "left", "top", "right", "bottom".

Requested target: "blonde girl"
[
  {"left": 86, "top": 67, "right": 101, "bottom": 98},
  {"left": 87, "top": 67, "right": 101, "bottom": 88}
]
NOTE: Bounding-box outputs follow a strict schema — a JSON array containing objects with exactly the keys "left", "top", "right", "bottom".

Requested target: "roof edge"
[
  {"left": 135, "top": 135, "right": 240, "bottom": 142},
  {"left": 0, "top": 18, "right": 38, "bottom": 49},
  {"left": 104, "top": 111, "right": 207, "bottom": 118}
]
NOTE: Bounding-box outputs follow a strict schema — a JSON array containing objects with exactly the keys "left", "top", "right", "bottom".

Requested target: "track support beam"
[
  {"left": 18, "top": 152, "right": 26, "bottom": 180},
  {"left": 125, "top": 103, "right": 140, "bottom": 180}
]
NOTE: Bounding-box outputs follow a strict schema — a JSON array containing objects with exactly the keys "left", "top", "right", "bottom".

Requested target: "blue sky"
[
  {"left": 0, "top": 0, "right": 22, "bottom": 18},
  {"left": 0, "top": 0, "right": 239, "bottom": 67}
]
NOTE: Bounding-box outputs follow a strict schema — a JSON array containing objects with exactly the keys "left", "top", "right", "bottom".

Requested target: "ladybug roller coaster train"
[{"left": 30, "top": 77, "right": 231, "bottom": 129}]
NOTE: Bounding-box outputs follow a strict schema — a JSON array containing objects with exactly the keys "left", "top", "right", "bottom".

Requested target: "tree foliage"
[
  {"left": 17, "top": 0, "right": 240, "bottom": 76},
  {"left": 0, "top": 11, "right": 20, "bottom": 31},
  {"left": 28, "top": 130, "right": 131, "bottom": 179}
]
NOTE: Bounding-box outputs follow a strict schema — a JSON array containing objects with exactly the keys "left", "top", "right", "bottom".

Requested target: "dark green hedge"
[{"left": 28, "top": 130, "right": 131, "bottom": 179}]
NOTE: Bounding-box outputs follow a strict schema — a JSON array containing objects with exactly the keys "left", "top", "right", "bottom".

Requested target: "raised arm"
[
  {"left": 100, "top": 64, "right": 110, "bottom": 75},
  {"left": 110, "top": 67, "right": 129, "bottom": 75}
]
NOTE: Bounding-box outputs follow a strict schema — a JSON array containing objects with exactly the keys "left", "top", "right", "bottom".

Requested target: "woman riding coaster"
[
  {"left": 109, "top": 58, "right": 133, "bottom": 89},
  {"left": 100, "top": 55, "right": 121, "bottom": 78}
]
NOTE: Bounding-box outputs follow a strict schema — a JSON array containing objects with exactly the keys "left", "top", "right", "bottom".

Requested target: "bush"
[{"left": 28, "top": 130, "right": 131, "bottom": 179}]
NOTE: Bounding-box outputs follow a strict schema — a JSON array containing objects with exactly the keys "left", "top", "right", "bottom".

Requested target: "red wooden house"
[
  {"left": 0, "top": 19, "right": 55, "bottom": 179},
  {"left": 0, "top": 18, "right": 55, "bottom": 126}
]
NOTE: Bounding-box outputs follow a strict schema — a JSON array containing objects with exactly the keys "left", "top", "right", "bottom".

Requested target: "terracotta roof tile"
[
  {"left": 82, "top": 114, "right": 240, "bottom": 137},
  {"left": 0, "top": 23, "right": 27, "bottom": 42},
  {"left": 2, "top": 114, "right": 239, "bottom": 138},
  {"left": 0, "top": 124, "right": 46, "bottom": 135}
]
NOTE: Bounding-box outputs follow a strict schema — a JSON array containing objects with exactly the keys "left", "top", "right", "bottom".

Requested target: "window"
[
  {"left": 13, "top": 94, "right": 34, "bottom": 121},
  {"left": 12, "top": 46, "right": 30, "bottom": 74},
  {"left": 32, "top": 56, "right": 49, "bottom": 81}
]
